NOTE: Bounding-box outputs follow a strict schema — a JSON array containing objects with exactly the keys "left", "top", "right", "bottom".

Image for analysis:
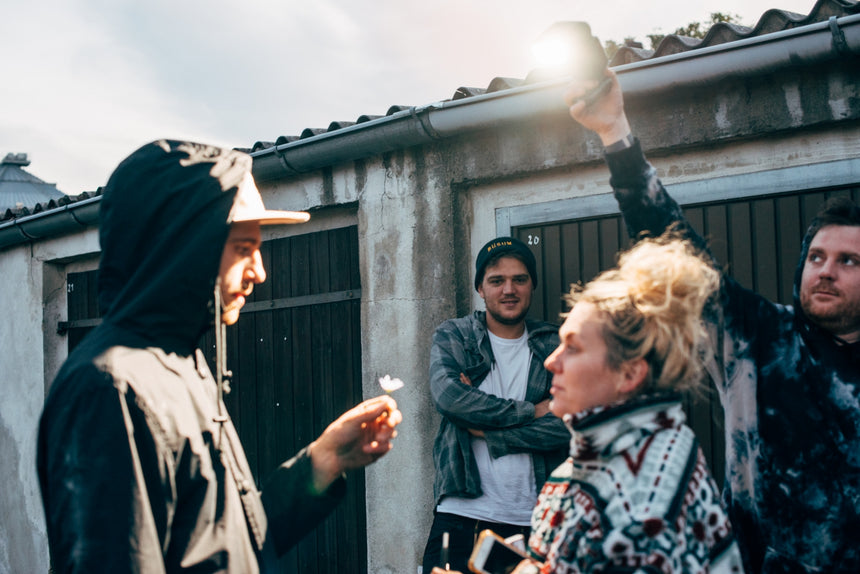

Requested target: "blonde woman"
[
  {"left": 435, "top": 236, "right": 744, "bottom": 573},
  {"left": 522, "top": 235, "right": 743, "bottom": 573}
]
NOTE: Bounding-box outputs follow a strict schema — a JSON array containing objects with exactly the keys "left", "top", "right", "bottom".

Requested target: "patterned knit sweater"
[{"left": 524, "top": 395, "right": 744, "bottom": 574}]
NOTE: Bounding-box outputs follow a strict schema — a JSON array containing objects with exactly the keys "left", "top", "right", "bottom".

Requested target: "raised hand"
[
  {"left": 564, "top": 68, "right": 631, "bottom": 146},
  {"left": 308, "top": 395, "right": 402, "bottom": 492}
]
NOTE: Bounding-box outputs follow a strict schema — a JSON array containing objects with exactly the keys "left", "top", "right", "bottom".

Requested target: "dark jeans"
[{"left": 422, "top": 512, "right": 530, "bottom": 573}]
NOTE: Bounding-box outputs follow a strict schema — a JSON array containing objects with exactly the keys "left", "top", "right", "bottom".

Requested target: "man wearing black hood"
[
  {"left": 564, "top": 72, "right": 860, "bottom": 573},
  {"left": 37, "top": 140, "right": 402, "bottom": 573}
]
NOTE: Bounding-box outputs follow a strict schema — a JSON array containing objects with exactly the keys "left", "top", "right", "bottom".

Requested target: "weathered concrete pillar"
[{"left": 358, "top": 146, "right": 455, "bottom": 574}]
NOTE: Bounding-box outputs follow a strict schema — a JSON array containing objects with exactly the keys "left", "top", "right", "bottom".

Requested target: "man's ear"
[{"left": 618, "top": 358, "right": 648, "bottom": 395}]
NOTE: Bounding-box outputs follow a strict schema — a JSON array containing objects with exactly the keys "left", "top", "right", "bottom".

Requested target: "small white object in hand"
[{"left": 378, "top": 374, "right": 404, "bottom": 393}]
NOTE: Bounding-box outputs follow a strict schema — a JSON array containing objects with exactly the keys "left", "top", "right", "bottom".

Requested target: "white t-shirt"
[{"left": 437, "top": 329, "right": 537, "bottom": 525}]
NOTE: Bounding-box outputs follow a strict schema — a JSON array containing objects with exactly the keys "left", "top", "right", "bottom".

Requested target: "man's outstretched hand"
[
  {"left": 564, "top": 68, "right": 631, "bottom": 147},
  {"left": 308, "top": 395, "right": 402, "bottom": 493}
]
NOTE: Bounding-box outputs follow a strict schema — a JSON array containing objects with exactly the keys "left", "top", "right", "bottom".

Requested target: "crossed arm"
[{"left": 429, "top": 325, "right": 568, "bottom": 457}]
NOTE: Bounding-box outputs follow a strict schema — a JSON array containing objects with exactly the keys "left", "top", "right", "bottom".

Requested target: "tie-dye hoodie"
[{"left": 603, "top": 140, "right": 860, "bottom": 573}]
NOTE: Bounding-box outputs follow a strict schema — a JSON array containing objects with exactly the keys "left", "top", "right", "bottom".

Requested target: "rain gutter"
[
  {"left": 0, "top": 196, "right": 100, "bottom": 252},
  {"left": 251, "top": 14, "right": 860, "bottom": 182}
]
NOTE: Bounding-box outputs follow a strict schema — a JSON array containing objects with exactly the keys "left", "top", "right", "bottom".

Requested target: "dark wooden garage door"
[
  {"left": 515, "top": 186, "right": 860, "bottom": 486},
  {"left": 65, "top": 225, "right": 365, "bottom": 574},
  {"left": 201, "top": 225, "right": 365, "bottom": 574}
]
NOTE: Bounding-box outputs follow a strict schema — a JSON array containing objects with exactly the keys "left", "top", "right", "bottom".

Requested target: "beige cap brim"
[
  {"left": 228, "top": 172, "right": 311, "bottom": 226},
  {"left": 233, "top": 210, "right": 311, "bottom": 225}
]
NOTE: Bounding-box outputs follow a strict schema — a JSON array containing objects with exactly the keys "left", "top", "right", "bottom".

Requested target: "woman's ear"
[{"left": 617, "top": 358, "right": 648, "bottom": 395}]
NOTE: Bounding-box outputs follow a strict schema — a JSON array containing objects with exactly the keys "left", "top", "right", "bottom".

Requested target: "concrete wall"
[
  {"left": 0, "top": 243, "right": 48, "bottom": 574},
  {"left": 358, "top": 148, "right": 454, "bottom": 574},
  {"left": 0, "top": 229, "right": 98, "bottom": 574}
]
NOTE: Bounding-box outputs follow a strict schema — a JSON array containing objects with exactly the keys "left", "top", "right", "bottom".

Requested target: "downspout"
[{"left": 251, "top": 14, "right": 860, "bottom": 182}]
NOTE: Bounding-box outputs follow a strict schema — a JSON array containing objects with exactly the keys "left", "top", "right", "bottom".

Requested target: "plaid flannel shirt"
[{"left": 429, "top": 310, "right": 569, "bottom": 505}]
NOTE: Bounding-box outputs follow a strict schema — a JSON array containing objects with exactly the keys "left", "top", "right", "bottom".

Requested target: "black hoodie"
[
  {"left": 605, "top": 140, "right": 860, "bottom": 573},
  {"left": 37, "top": 141, "right": 342, "bottom": 573}
]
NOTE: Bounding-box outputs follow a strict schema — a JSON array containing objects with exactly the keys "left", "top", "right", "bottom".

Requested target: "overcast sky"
[{"left": 2, "top": 0, "right": 818, "bottom": 195}]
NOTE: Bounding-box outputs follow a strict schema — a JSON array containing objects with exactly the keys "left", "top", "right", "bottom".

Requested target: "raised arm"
[
  {"left": 566, "top": 69, "right": 784, "bottom": 404},
  {"left": 566, "top": 69, "right": 698, "bottom": 247}
]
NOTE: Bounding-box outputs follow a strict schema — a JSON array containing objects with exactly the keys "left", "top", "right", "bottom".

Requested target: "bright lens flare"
[
  {"left": 531, "top": 21, "right": 607, "bottom": 81},
  {"left": 532, "top": 36, "right": 572, "bottom": 69}
]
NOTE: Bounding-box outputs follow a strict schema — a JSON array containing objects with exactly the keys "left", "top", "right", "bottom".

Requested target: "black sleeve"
[{"left": 260, "top": 447, "right": 346, "bottom": 556}]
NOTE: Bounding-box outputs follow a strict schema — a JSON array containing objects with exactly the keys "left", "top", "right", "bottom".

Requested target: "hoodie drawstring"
[{"left": 213, "top": 278, "right": 232, "bottom": 449}]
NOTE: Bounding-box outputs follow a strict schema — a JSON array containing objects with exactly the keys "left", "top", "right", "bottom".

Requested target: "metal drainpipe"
[
  {"left": 0, "top": 196, "right": 101, "bottom": 251},
  {"left": 251, "top": 13, "right": 860, "bottom": 182}
]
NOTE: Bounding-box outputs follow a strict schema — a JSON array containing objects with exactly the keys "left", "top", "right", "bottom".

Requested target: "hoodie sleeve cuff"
[
  {"left": 604, "top": 133, "right": 635, "bottom": 153},
  {"left": 604, "top": 137, "right": 650, "bottom": 190}
]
